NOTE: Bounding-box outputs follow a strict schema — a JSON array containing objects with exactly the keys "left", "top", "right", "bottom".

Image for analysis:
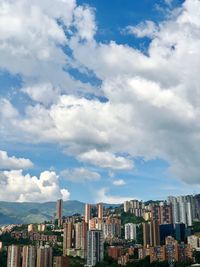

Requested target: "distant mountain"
[{"left": 0, "top": 201, "right": 120, "bottom": 224}]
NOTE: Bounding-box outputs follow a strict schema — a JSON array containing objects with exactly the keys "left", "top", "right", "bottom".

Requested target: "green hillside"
[
  {"left": 0, "top": 201, "right": 119, "bottom": 224},
  {"left": 0, "top": 200, "right": 85, "bottom": 224}
]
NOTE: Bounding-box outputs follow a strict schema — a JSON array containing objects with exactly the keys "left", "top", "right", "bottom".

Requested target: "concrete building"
[
  {"left": 22, "top": 245, "right": 36, "bottom": 267},
  {"left": 97, "top": 203, "right": 103, "bottom": 220},
  {"left": 168, "top": 195, "right": 196, "bottom": 226},
  {"left": 63, "top": 221, "right": 88, "bottom": 259},
  {"left": 38, "top": 224, "right": 46, "bottom": 232},
  {"left": 151, "top": 202, "right": 172, "bottom": 224},
  {"left": 125, "top": 223, "right": 137, "bottom": 241},
  {"left": 86, "top": 230, "right": 104, "bottom": 267},
  {"left": 103, "top": 217, "right": 121, "bottom": 238},
  {"left": 148, "top": 236, "right": 193, "bottom": 263},
  {"left": 56, "top": 199, "right": 63, "bottom": 227},
  {"left": 7, "top": 245, "right": 21, "bottom": 267},
  {"left": 123, "top": 200, "right": 145, "bottom": 217},
  {"left": 28, "top": 224, "right": 35, "bottom": 233},
  {"left": 36, "top": 245, "right": 52, "bottom": 267},
  {"left": 150, "top": 246, "right": 166, "bottom": 262},
  {"left": 85, "top": 204, "right": 92, "bottom": 224},
  {"left": 143, "top": 220, "right": 160, "bottom": 247}
]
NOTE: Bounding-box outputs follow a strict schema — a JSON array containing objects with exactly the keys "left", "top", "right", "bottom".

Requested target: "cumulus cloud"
[
  {"left": 0, "top": 170, "right": 70, "bottom": 202},
  {"left": 95, "top": 188, "right": 135, "bottom": 204},
  {"left": 113, "top": 179, "right": 126, "bottom": 186},
  {"left": 0, "top": 0, "right": 95, "bottom": 94},
  {"left": 0, "top": 150, "right": 33, "bottom": 170},
  {"left": 124, "top": 21, "right": 159, "bottom": 38},
  {"left": 22, "top": 83, "right": 59, "bottom": 105},
  {"left": 1, "top": 0, "right": 200, "bottom": 185},
  {"left": 60, "top": 167, "right": 101, "bottom": 182},
  {"left": 78, "top": 150, "right": 133, "bottom": 170},
  {"left": 73, "top": 5, "right": 96, "bottom": 41}
]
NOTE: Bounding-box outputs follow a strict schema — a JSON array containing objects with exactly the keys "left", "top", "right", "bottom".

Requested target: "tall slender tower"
[
  {"left": 85, "top": 203, "right": 92, "bottom": 223},
  {"left": 56, "top": 199, "right": 63, "bottom": 227},
  {"left": 97, "top": 203, "right": 103, "bottom": 220}
]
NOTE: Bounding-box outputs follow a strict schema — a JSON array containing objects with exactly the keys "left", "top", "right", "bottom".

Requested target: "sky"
[{"left": 0, "top": 0, "right": 200, "bottom": 204}]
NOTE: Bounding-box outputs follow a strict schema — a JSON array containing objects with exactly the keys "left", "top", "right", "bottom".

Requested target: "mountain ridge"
[{"left": 0, "top": 200, "right": 119, "bottom": 225}]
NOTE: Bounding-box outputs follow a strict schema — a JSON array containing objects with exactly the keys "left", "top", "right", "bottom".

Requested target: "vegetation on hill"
[
  {"left": 121, "top": 212, "right": 145, "bottom": 225},
  {"left": 193, "top": 221, "right": 200, "bottom": 233}
]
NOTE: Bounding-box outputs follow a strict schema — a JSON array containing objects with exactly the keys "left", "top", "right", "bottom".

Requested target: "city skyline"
[{"left": 1, "top": 0, "right": 200, "bottom": 204}]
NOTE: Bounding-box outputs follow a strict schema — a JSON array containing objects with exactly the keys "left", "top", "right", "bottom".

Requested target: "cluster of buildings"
[
  {"left": 139, "top": 236, "right": 193, "bottom": 263},
  {"left": 6, "top": 244, "right": 69, "bottom": 267},
  {"left": 124, "top": 194, "right": 200, "bottom": 227},
  {"left": 63, "top": 202, "right": 105, "bottom": 266},
  {"left": 1, "top": 194, "right": 200, "bottom": 266}
]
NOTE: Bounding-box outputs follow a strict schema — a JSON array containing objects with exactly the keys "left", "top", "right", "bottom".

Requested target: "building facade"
[{"left": 86, "top": 230, "right": 104, "bottom": 267}]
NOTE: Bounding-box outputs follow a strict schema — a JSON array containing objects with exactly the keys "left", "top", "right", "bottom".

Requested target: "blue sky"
[{"left": 0, "top": 0, "right": 200, "bottom": 203}]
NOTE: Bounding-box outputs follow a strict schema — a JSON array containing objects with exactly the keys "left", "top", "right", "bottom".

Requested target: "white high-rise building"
[
  {"left": 168, "top": 195, "right": 195, "bottom": 226},
  {"left": 125, "top": 223, "right": 137, "bottom": 241}
]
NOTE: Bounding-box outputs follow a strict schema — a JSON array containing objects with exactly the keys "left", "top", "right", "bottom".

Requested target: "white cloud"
[
  {"left": 78, "top": 150, "right": 133, "bottom": 170},
  {"left": 95, "top": 188, "right": 135, "bottom": 204},
  {"left": 0, "top": 170, "right": 70, "bottom": 202},
  {"left": 0, "top": 150, "right": 33, "bottom": 170},
  {"left": 124, "top": 21, "right": 159, "bottom": 38},
  {"left": 60, "top": 167, "right": 100, "bottom": 182},
  {"left": 73, "top": 5, "right": 96, "bottom": 41},
  {"left": 22, "top": 83, "right": 59, "bottom": 105},
  {"left": 0, "top": 0, "right": 96, "bottom": 94},
  {"left": 113, "top": 179, "right": 126, "bottom": 186},
  {"left": 1, "top": 0, "right": 200, "bottom": 186}
]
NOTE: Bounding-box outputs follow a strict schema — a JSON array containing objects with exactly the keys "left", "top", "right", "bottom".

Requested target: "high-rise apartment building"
[
  {"left": 63, "top": 221, "right": 88, "bottom": 258},
  {"left": 143, "top": 220, "right": 160, "bottom": 247},
  {"left": 56, "top": 199, "right": 63, "bottom": 227},
  {"left": 148, "top": 236, "right": 193, "bottom": 263},
  {"left": 63, "top": 222, "right": 75, "bottom": 254},
  {"left": 86, "top": 230, "right": 104, "bottom": 267},
  {"left": 151, "top": 202, "right": 172, "bottom": 224},
  {"left": 85, "top": 203, "right": 92, "bottom": 224},
  {"left": 123, "top": 200, "right": 145, "bottom": 217},
  {"left": 168, "top": 195, "right": 196, "bottom": 226},
  {"left": 75, "top": 221, "right": 88, "bottom": 258},
  {"left": 7, "top": 245, "right": 21, "bottom": 267},
  {"left": 124, "top": 223, "right": 137, "bottom": 241},
  {"left": 103, "top": 217, "right": 121, "bottom": 238},
  {"left": 36, "top": 245, "right": 52, "bottom": 267},
  {"left": 22, "top": 245, "right": 36, "bottom": 267}
]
